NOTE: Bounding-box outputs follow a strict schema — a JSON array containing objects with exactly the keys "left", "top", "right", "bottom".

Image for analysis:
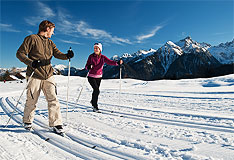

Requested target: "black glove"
[
  {"left": 31, "top": 60, "right": 42, "bottom": 68},
  {"left": 87, "top": 64, "right": 93, "bottom": 70},
  {"left": 66, "top": 48, "right": 74, "bottom": 59}
]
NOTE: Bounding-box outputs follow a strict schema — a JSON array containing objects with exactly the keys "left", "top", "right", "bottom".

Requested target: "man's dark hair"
[{"left": 38, "top": 20, "right": 55, "bottom": 34}]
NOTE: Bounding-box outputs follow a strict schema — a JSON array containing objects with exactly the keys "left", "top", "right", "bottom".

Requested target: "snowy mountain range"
[
  {"left": 102, "top": 37, "right": 233, "bottom": 80},
  {"left": 113, "top": 36, "right": 233, "bottom": 65},
  {"left": 208, "top": 39, "right": 234, "bottom": 64},
  {"left": 1, "top": 37, "right": 233, "bottom": 81}
]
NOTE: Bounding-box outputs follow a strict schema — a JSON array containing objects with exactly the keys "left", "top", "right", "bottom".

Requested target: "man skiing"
[
  {"left": 85, "top": 42, "right": 123, "bottom": 112},
  {"left": 16, "top": 20, "right": 74, "bottom": 134}
]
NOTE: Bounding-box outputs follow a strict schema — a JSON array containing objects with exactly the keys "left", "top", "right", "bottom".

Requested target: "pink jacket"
[{"left": 85, "top": 53, "right": 118, "bottom": 78}]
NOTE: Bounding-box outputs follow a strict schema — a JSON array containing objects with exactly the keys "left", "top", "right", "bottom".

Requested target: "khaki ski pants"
[{"left": 23, "top": 76, "right": 62, "bottom": 127}]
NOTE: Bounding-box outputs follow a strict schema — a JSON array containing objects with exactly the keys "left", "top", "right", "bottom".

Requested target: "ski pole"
[
  {"left": 5, "top": 70, "right": 35, "bottom": 128},
  {"left": 72, "top": 71, "right": 89, "bottom": 112},
  {"left": 119, "top": 64, "right": 122, "bottom": 107},
  {"left": 66, "top": 48, "right": 72, "bottom": 123}
]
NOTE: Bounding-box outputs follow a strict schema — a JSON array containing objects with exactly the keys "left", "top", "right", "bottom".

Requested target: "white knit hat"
[{"left": 94, "top": 42, "right": 102, "bottom": 52}]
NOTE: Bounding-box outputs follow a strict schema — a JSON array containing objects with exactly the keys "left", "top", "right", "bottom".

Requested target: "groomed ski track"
[
  {"left": 1, "top": 75, "right": 234, "bottom": 159},
  {"left": 0, "top": 96, "right": 147, "bottom": 160},
  {"left": 58, "top": 99, "right": 234, "bottom": 134}
]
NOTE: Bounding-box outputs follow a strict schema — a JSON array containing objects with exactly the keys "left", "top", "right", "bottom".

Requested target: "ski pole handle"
[{"left": 67, "top": 47, "right": 74, "bottom": 60}]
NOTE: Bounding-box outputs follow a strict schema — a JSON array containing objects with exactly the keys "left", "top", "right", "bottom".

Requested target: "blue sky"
[{"left": 0, "top": 0, "right": 233, "bottom": 69}]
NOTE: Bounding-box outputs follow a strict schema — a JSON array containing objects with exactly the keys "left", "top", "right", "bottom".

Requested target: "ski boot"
[
  {"left": 24, "top": 123, "right": 32, "bottom": 131},
  {"left": 52, "top": 125, "right": 65, "bottom": 136},
  {"left": 93, "top": 107, "right": 101, "bottom": 113}
]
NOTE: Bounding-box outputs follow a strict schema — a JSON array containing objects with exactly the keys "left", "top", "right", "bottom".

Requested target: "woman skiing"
[{"left": 85, "top": 42, "right": 123, "bottom": 112}]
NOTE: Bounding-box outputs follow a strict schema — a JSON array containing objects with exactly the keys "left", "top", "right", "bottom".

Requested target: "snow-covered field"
[{"left": 0, "top": 74, "right": 234, "bottom": 160}]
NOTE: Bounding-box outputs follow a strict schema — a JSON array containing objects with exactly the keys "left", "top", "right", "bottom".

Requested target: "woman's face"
[{"left": 94, "top": 46, "right": 101, "bottom": 55}]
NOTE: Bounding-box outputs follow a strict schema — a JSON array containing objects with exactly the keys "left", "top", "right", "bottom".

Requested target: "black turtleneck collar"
[{"left": 37, "top": 34, "right": 48, "bottom": 40}]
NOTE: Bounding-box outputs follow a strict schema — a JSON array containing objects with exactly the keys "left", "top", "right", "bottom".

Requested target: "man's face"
[{"left": 47, "top": 27, "right": 54, "bottom": 38}]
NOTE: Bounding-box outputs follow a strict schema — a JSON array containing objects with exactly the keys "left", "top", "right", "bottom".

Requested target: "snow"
[
  {"left": 174, "top": 37, "right": 211, "bottom": 55},
  {"left": 0, "top": 74, "right": 234, "bottom": 159},
  {"left": 113, "top": 49, "right": 156, "bottom": 64},
  {"left": 121, "top": 53, "right": 133, "bottom": 59},
  {"left": 53, "top": 64, "right": 68, "bottom": 71},
  {"left": 21, "top": 72, "right": 26, "bottom": 78},
  {"left": 172, "top": 48, "right": 183, "bottom": 56},
  {"left": 208, "top": 41, "right": 234, "bottom": 64},
  {"left": 167, "top": 41, "right": 176, "bottom": 47},
  {"left": 9, "top": 75, "right": 18, "bottom": 80},
  {"left": 163, "top": 41, "right": 183, "bottom": 56},
  {"left": 157, "top": 42, "right": 183, "bottom": 72}
]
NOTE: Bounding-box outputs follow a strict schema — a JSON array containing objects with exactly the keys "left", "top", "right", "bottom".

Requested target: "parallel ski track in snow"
[
  {"left": 58, "top": 99, "right": 234, "bottom": 134},
  {"left": 117, "top": 91, "right": 234, "bottom": 100},
  {"left": 0, "top": 97, "right": 99, "bottom": 159},
  {"left": 56, "top": 93, "right": 234, "bottom": 122},
  {"left": 2, "top": 97, "right": 146, "bottom": 160}
]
